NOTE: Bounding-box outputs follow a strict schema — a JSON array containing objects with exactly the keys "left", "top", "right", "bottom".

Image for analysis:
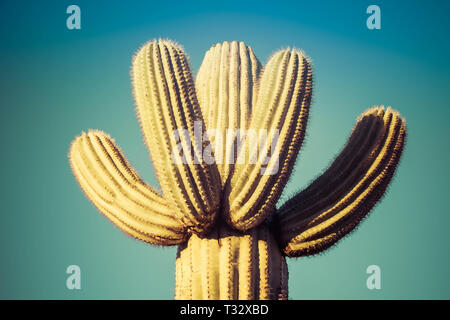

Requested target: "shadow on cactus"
[{"left": 68, "top": 39, "right": 406, "bottom": 300}]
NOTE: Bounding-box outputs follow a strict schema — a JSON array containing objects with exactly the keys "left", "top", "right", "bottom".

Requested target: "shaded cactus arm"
[
  {"left": 69, "top": 130, "right": 188, "bottom": 246},
  {"left": 275, "top": 106, "right": 406, "bottom": 257}
]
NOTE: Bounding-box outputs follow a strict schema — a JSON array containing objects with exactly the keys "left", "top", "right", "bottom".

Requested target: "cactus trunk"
[{"left": 175, "top": 222, "right": 288, "bottom": 300}]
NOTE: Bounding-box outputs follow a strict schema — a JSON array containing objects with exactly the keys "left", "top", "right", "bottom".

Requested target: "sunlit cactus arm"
[
  {"left": 275, "top": 107, "right": 406, "bottom": 257},
  {"left": 195, "top": 41, "right": 262, "bottom": 185},
  {"left": 224, "top": 48, "right": 313, "bottom": 231},
  {"left": 69, "top": 130, "right": 188, "bottom": 246},
  {"left": 132, "top": 39, "right": 221, "bottom": 234}
]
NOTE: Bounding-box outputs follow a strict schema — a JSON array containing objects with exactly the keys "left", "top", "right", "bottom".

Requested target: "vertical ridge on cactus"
[{"left": 69, "top": 39, "right": 407, "bottom": 300}]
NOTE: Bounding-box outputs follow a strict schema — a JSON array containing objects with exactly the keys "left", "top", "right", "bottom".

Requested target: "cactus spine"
[{"left": 69, "top": 39, "right": 406, "bottom": 300}]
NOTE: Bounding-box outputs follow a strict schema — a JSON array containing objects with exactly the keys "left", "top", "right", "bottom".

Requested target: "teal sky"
[{"left": 1, "top": 0, "right": 449, "bottom": 299}]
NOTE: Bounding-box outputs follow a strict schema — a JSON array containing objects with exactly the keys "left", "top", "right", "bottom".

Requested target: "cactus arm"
[
  {"left": 224, "top": 49, "right": 313, "bottom": 231},
  {"left": 132, "top": 39, "right": 221, "bottom": 234},
  {"left": 69, "top": 130, "right": 188, "bottom": 246},
  {"left": 195, "top": 41, "right": 262, "bottom": 185},
  {"left": 275, "top": 107, "right": 406, "bottom": 257}
]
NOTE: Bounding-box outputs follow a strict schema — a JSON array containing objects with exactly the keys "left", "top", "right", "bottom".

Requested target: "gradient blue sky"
[{"left": 0, "top": 0, "right": 449, "bottom": 299}]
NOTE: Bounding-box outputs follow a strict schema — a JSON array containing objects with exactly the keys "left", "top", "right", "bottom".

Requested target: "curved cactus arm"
[
  {"left": 275, "top": 107, "right": 406, "bottom": 257},
  {"left": 195, "top": 41, "right": 262, "bottom": 186},
  {"left": 224, "top": 48, "right": 313, "bottom": 231},
  {"left": 132, "top": 39, "right": 221, "bottom": 234},
  {"left": 69, "top": 130, "right": 188, "bottom": 246}
]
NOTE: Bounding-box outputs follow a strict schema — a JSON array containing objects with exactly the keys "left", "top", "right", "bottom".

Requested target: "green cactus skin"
[{"left": 69, "top": 39, "right": 406, "bottom": 300}]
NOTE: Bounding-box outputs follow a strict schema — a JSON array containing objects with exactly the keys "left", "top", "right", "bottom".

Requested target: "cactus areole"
[{"left": 69, "top": 39, "right": 406, "bottom": 300}]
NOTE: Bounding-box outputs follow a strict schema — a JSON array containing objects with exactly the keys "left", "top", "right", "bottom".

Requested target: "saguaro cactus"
[{"left": 69, "top": 39, "right": 406, "bottom": 299}]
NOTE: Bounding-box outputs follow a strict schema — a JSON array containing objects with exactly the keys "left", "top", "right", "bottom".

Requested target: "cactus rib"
[
  {"left": 69, "top": 130, "right": 188, "bottom": 245},
  {"left": 276, "top": 107, "right": 406, "bottom": 257}
]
